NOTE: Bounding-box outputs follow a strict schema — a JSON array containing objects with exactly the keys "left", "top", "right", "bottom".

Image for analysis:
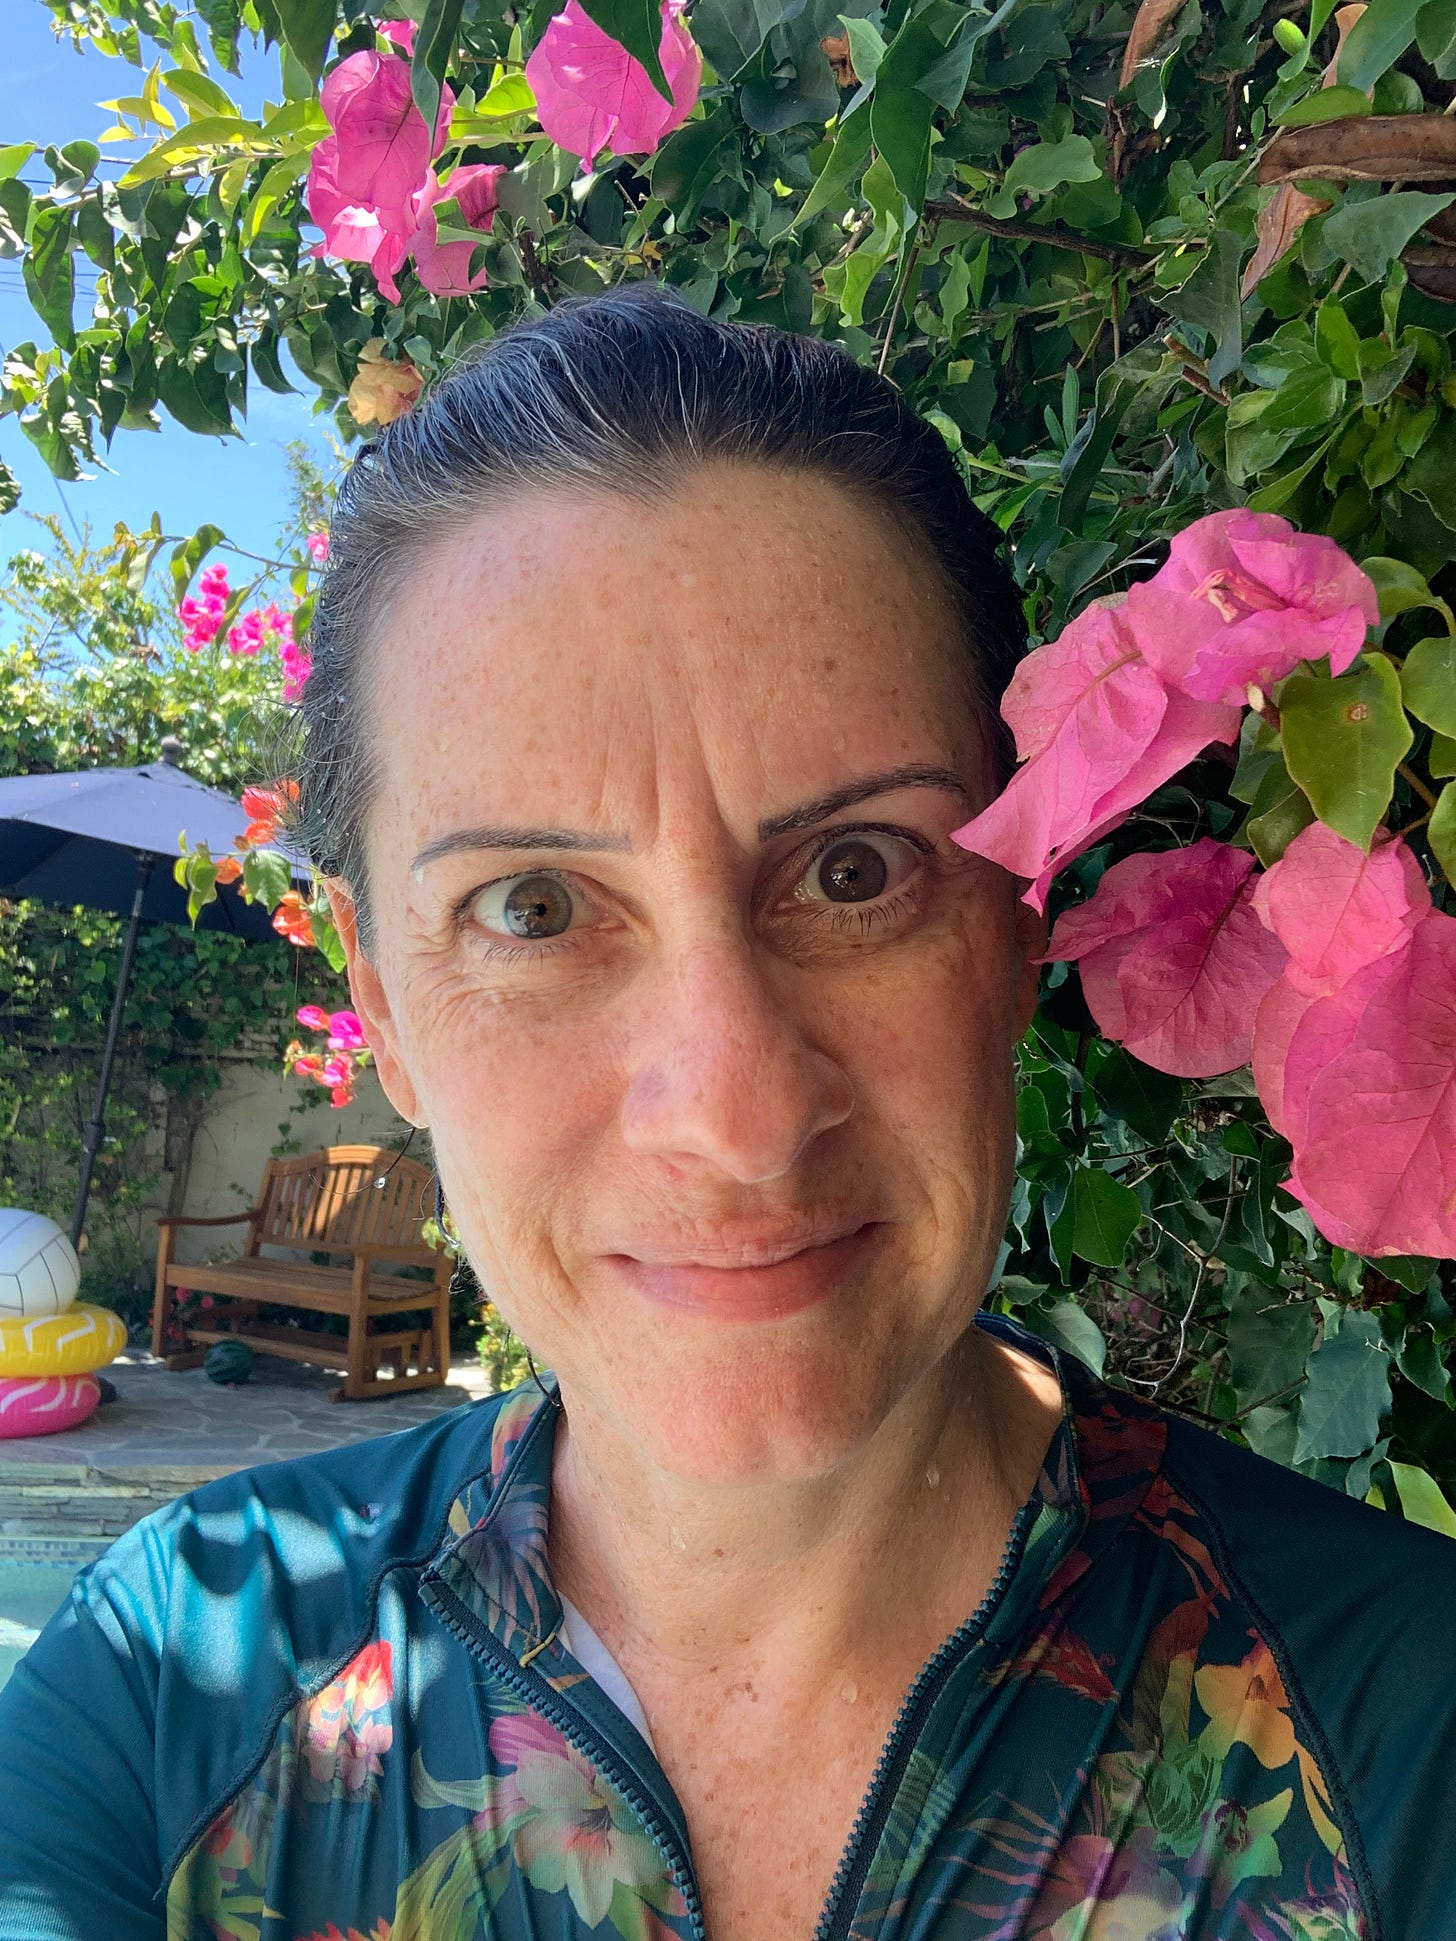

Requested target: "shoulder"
[{"left": 1162, "top": 1412, "right": 1456, "bottom": 1941}]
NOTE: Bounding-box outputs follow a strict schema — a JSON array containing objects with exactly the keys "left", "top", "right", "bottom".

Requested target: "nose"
[{"left": 618, "top": 930, "right": 856, "bottom": 1183}]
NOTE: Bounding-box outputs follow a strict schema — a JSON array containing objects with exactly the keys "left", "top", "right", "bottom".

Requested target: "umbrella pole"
[{"left": 70, "top": 851, "right": 155, "bottom": 1251}]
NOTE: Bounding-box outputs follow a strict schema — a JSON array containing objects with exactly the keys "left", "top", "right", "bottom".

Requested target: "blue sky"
[{"left": 0, "top": 5, "right": 335, "bottom": 564}]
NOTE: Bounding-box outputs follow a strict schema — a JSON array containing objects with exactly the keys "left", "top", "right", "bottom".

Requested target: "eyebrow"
[{"left": 409, "top": 762, "right": 975, "bottom": 874}]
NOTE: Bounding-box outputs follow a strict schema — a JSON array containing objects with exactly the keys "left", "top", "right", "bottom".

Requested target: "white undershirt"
[{"left": 558, "top": 1594, "right": 656, "bottom": 1749}]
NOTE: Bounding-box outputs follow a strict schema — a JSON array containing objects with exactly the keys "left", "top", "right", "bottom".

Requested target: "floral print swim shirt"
[{"left": 1, "top": 1311, "right": 1453, "bottom": 1940}]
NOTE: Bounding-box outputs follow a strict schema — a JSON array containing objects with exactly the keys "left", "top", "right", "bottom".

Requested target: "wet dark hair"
[{"left": 284, "top": 284, "right": 1026, "bottom": 952}]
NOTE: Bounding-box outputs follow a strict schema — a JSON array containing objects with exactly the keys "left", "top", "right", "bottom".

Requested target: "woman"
[{"left": 1, "top": 288, "right": 1453, "bottom": 1941}]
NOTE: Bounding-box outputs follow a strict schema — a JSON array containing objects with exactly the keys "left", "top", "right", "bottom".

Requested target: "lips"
[
  {"left": 616, "top": 1218, "right": 870, "bottom": 1270},
  {"left": 603, "top": 1221, "right": 882, "bottom": 1323}
]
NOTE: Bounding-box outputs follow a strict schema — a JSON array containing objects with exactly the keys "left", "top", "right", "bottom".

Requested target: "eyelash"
[{"left": 451, "top": 824, "right": 933, "bottom": 967}]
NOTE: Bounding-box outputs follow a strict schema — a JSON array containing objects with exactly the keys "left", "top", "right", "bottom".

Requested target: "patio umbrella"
[{"left": 0, "top": 738, "right": 311, "bottom": 1246}]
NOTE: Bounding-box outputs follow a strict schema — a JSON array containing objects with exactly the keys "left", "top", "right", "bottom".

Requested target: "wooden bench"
[{"left": 151, "top": 1144, "right": 451, "bottom": 1402}]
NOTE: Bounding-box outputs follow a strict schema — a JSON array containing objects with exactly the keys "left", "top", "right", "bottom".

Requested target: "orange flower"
[
  {"left": 1195, "top": 1636, "right": 1296, "bottom": 1769},
  {"left": 213, "top": 854, "right": 243, "bottom": 885},
  {"left": 273, "top": 890, "right": 316, "bottom": 947},
  {"left": 348, "top": 339, "right": 423, "bottom": 426},
  {"left": 239, "top": 779, "right": 299, "bottom": 847}
]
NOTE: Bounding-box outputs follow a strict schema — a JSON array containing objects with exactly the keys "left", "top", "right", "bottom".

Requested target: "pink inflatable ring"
[{"left": 0, "top": 1373, "right": 100, "bottom": 1438}]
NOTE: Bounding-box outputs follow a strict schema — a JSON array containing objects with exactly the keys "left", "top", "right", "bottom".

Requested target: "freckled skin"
[{"left": 326, "top": 460, "right": 1055, "bottom": 1941}]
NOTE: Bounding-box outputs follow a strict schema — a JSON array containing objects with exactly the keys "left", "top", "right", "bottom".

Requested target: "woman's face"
[{"left": 331, "top": 462, "right": 1040, "bottom": 1484}]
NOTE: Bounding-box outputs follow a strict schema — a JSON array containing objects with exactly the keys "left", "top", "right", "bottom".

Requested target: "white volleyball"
[{"left": 0, "top": 1210, "right": 81, "bottom": 1318}]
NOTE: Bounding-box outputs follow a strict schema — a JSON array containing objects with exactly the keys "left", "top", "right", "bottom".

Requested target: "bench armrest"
[{"left": 155, "top": 1212, "right": 259, "bottom": 1229}]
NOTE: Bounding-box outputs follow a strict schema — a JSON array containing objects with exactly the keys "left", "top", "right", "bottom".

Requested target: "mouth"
[{"left": 604, "top": 1222, "right": 883, "bottom": 1324}]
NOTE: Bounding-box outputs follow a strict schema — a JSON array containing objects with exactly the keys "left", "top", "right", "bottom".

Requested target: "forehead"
[{"left": 364, "top": 462, "right": 984, "bottom": 839}]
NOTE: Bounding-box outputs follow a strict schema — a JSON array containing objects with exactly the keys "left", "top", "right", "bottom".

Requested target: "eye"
[
  {"left": 794, "top": 829, "right": 922, "bottom": 907},
  {"left": 469, "top": 871, "right": 579, "bottom": 941}
]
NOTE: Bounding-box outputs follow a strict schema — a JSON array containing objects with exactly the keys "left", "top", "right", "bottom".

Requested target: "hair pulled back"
[{"left": 285, "top": 284, "right": 1026, "bottom": 951}]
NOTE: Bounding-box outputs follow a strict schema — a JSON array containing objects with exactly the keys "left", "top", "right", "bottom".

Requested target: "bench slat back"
[{"left": 255, "top": 1145, "right": 434, "bottom": 1257}]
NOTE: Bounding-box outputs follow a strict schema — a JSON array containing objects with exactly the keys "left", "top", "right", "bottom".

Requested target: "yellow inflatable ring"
[{"left": 0, "top": 1302, "right": 126, "bottom": 1376}]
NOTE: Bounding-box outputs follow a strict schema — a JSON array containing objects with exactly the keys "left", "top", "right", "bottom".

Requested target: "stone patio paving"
[{"left": 0, "top": 1347, "right": 500, "bottom": 1546}]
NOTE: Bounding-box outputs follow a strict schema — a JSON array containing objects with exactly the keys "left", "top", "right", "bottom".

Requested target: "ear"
[
  {"left": 323, "top": 877, "right": 427, "bottom": 1128},
  {"left": 1010, "top": 885, "right": 1047, "bottom": 1041}
]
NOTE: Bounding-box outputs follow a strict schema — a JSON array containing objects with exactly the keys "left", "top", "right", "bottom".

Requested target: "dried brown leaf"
[
  {"left": 821, "top": 32, "right": 857, "bottom": 88},
  {"left": 1242, "top": 182, "right": 1332, "bottom": 298},
  {"left": 1119, "top": 0, "right": 1189, "bottom": 89},
  {"left": 1258, "top": 114, "right": 1456, "bottom": 185},
  {"left": 1403, "top": 246, "right": 1456, "bottom": 302}
]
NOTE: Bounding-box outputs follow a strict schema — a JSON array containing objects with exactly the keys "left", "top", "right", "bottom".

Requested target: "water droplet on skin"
[
  {"left": 670, "top": 1526, "right": 687, "bottom": 1552},
  {"left": 839, "top": 1678, "right": 858, "bottom": 1704},
  {"left": 925, "top": 1463, "right": 941, "bottom": 1489}
]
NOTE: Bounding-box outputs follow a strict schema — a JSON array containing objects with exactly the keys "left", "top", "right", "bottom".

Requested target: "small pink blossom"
[
  {"left": 1122, "top": 510, "right": 1379, "bottom": 707},
  {"left": 305, "top": 530, "right": 330, "bottom": 563},
  {"left": 325, "top": 1010, "right": 368, "bottom": 1052},
  {"left": 1047, "top": 839, "right": 1287, "bottom": 1077},
  {"left": 296, "top": 1003, "right": 332, "bottom": 1032},
  {"left": 951, "top": 602, "right": 1240, "bottom": 911},
  {"left": 526, "top": 0, "right": 701, "bottom": 168},
  {"left": 379, "top": 18, "right": 417, "bottom": 56},
  {"left": 407, "top": 163, "right": 507, "bottom": 296},
  {"left": 281, "top": 639, "right": 313, "bottom": 703}
]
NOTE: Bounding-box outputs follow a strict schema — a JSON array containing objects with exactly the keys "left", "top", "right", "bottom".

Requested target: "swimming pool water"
[{"left": 0, "top": 1542, "right": 109, "bottom": 1691}]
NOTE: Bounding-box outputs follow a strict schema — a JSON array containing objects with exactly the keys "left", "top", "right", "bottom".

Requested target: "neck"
[{"left": 546, "top": 1319, "right": 1062, "bottom": 1695}]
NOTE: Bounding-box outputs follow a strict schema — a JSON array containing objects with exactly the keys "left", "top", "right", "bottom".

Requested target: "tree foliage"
[{"left": 8, "top": 0, "right": 1456, "bottom": 1511}]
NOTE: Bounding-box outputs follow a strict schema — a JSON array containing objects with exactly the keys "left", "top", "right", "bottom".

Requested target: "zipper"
[
  {"left": 427, "top": 1574, "right": 709, "bottom": 1941},
  {"left": 810, "top": 1494, "right": 1042, "bottom": 1941}
]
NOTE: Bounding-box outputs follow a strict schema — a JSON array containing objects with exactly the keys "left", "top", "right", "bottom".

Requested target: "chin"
[{"left": 565, "top": 1283, "right": 972, "bottom": 1489}]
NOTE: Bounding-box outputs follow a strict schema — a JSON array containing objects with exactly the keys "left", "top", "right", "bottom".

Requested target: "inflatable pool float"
[
  {"left": 0, "top": 1303, "right": 126, "bottom": 1376},
  {"left": 0, "top": 1373, "right": 100, "bottom": 1438}
]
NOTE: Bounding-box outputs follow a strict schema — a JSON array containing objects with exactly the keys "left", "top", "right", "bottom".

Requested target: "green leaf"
[
  {"left": 1294, "top": 1310, "right": 1392, "bottom": 1463},
  {"left": 1069, "top": 1167, "right": 1142, "bottom": 1269},
  {"left": 1395, "top": 1324, "right": 1451, "bottom": 1399},
  {"left": 1432, "top": 732, "right": 1456, "bottom": 778},
  {"left": 870, "top": 3, "right": 954, "bottom": 218},
  {"left": 0, "top": 457, "right": 19, "bottom": 515},
  {"left": 169, "top": 522, "right": 227, "bottom": 601},
  {"left": 792, "top": 97, "right": 871, "bottom": 229},
  {"left": 1429, "top": 781, "right": 1456, "bottom": 881},
  {"left": 1033, "top": 1297, "right": 1108, "bottom": 1376},
  {"left": 1165, "top": 225, "right": 1245, "bottom": 391},
  {"left": 1226, "top": 1285, "right": 1316, "bottom": 1412},
  {"left": 1316, "top": 190, "right": 1455, "bottom": 286},
  {"left": 241, "top": 847, "right": 296, "bottom": 905},
  {"left": 1416, "top": 0, "right": 1456, "bottom": 76},
  {"left": 274, "top": 0, "right": 333, "bottom": 81},
  {"left": 1279, "top": 655, "right": 1414, "bottom": 849},
  {"left": 1389, "top": 1460, "right": 1456, "bottom": 1536},
  {"left": 1244, "top": 761, "right": 1317, "bottom": 865},
  {"left": 839, "top": 13, "right": 886, "bottom": 86},
  {"left": 1337, "top": 0, "right": 1429, "bottom": 91},
  {"left": 22, "top": 204, "right": 76, "bottom": 352},
  {"left": 689, "top": 0, "right": 798, "bottom": 81},
  {"left": 985, "top": 133, "right": 1101, "bottom": 217},
  {"left": 1362, "top": 554, "right": 1455, "bottom": 628},
  {"left": 1093, "top": 1045, "right": 1182, "bottom": 1142},
  {"left": 1275, "top": 84, "right": 1375, "bottom": 124},
  {"left": 0, "top": 143, "right": 36, "bottom": 183},
  {"left": 1400, "top": 636, "right": 1456, "bottom": 734},
  {"left": 573, "top": 0, "right": 671, "bottom": 105},
  {"left": 162, "top": 68, "right": 242, "bottom": 118},
  {"left": 651, "top": 106, "right": 733, "bottom": 224}
]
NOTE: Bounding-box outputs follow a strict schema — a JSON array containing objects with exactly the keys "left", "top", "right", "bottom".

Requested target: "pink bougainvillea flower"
[
  {"left": 1281, "top": 908, "right": 1456, "bottom": 1256},
  {"left": 407, "top": 163, "right": 507, "bottom": 295},
  {"left": 951, "top": 602, "right": 1240, "bottom": 911},
  {"left": 296, "top": 1003, "right": 332, "bottom": 1032},
  {"left": 281, "top": 639, "right": 314, "bottom": 702},
  {"left": 1047, "top": 839, "right": 1287, "bottom": 1077},
  {"left": 1122, "top": 509, "right": 1379, "bottom": 707},
  {"left": 1251, "top": 824, "right": 1430, "bottom": 997},
  {"left": 306, "top": 46, "right": 455, "bottom": 299},
  {"left": 379, "top": 18, "right": 417, "bottom": 56},
  {"left": 526, "top": 0, "right": 701, "bottom": 167},
  {"left": 326, "top": 1009, "right": 368, "bottom": 1052},
  {"left": 305, "top": 530, "right": 330, "bottom": 563}
]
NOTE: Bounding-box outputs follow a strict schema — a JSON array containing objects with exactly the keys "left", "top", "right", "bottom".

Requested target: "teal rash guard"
[{"left": 1, "top": 1311, "right": 1454, "bottom": 1941}]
